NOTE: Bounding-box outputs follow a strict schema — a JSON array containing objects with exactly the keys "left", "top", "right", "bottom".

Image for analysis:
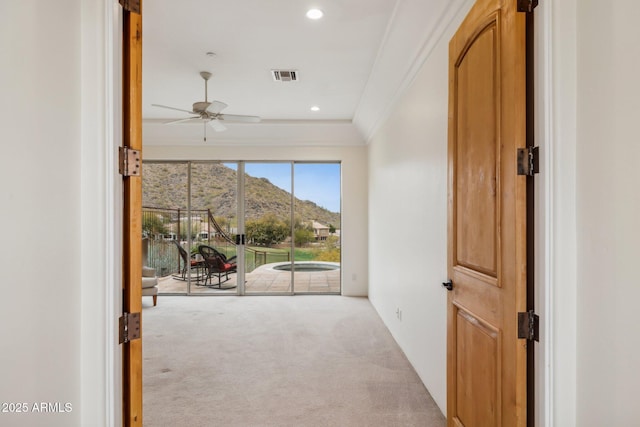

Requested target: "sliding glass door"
[
  {"left": 142, "top": 162, "right": 189, "bottom": 295},
  {"left": 243, "top": 162, "right": 293, "bottom": 294},
  {"left": 293, "top": 162, "right": 341, "bottom": 294},
  {"left": 142, "top": 160, "right": 340, "bottom": 295},
  {"left": 188, "top": 162, "right": 239, "bottom": 294}
]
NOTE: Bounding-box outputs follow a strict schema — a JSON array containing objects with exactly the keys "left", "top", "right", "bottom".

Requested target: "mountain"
[{"left": 142, "top": 162, "right": 340, "bottom": 227}]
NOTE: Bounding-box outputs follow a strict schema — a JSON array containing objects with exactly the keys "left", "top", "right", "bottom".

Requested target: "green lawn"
[
  {"left": 293, "top": 248, "right": 317, "bottom": 261},
  {"left": 247, "top": 246, "right": 316, "bottom": 261}
]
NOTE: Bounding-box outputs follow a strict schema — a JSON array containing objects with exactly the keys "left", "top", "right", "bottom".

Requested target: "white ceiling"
[{"left": 142, "top": 0, "right": 464, "bottom": 146}]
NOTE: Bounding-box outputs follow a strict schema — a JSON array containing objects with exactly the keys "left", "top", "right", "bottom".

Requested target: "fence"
[{"left": 142, "top": 207, "right": 290, "bottom": 276}]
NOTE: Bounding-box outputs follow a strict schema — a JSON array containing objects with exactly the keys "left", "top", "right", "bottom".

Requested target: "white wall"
[
  {"left": 542, "top": 1, "right": 640, "bottom": 425},
  {"left": 367, "top": 1, "right": 473, "bottom": 414},
  {"left": 575, "top": 1, "right": 640, "bottom": 425},
  {"left": 1, "top": 1, "right": 117, "bottom": 425},
  {"left": 143, "top": 145, "right": 369, "bottom": 296},
  {"left": 0, "top": 1, "right": 82, "bottom": 426}
]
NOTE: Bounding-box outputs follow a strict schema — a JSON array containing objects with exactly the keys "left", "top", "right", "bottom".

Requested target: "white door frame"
[
  {"left": 80, "top": 0, "right": 582, "bottom": 425},
  {"left": 534, "top": 1, "right": 578, "bottom": 426},
  {"left": 79, "top": 0, "right": 124, "bottom": 425}
]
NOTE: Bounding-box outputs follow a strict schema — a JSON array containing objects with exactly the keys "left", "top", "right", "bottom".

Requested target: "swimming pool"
[{"left": 272, "top": 262, "right": 340, "bottom": 272}]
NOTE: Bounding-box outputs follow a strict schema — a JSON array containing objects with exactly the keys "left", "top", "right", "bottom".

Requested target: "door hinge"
[
  {"left": 517, "top": 146, "right": 539, "bottom": 176},
  {"left": 517, "top": 0, "right": 539, "bottom": 13},
  {"left": 118, "top": 146, "right": 141, "bottom": 177},
  {"left": 518, "top": 310, "right": 539, "bottom": 342},
  {"left": 119, "top": 0, "right": 141, "bottom": 14},
  {"left": 119, "top": 312, "right": 141, "bottom": 344}
]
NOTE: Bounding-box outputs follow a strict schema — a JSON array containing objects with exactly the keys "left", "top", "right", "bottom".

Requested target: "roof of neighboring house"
[{"left": 311, "top": 221, "right": 329, "bottom": 230}]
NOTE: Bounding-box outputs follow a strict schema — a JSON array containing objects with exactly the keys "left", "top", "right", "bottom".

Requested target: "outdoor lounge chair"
[
  {"left": 204, "top": 244, "right": 237, "bottom": 265},
  {"left": 171, "top": 240, "right": 205, "bottom": 281},
  {"left": 198, "top": 245, "right": 237, "bottom": 288}
]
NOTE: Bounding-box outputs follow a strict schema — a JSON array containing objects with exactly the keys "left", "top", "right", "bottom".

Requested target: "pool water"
[{"left": 273, "top": 262, "right": 339, "bottom": 272}]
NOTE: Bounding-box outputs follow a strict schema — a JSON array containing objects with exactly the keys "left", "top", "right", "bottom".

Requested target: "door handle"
[{"left": 442, "top": 280, "right": 453, "bottom": 291}]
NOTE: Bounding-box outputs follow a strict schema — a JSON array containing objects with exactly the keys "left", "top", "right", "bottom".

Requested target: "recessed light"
[
  {"left": 205, "top": 52, "right": 216, "bottom": 57},
  {"left": 306, "top": 9, "right": 324, "bottom": 20},
  {"left": 310, "top": 106, "right": 320, "bottom": 111}
]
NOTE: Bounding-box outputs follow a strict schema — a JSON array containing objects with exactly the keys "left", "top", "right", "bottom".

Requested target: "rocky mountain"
[{"left": 142, "top": 162, "right": 340, "bottom": 227}]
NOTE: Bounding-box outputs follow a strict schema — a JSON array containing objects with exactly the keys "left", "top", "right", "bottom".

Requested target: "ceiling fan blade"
[
  {"left": 152, "top": 104, "right": 195, "bottom": 114},
  {"left": 206, "top": 101, "right": 228, "bottom": 114},
  {"left": 164, "top": 117, "right": 201, "bottom": 125},
  {"left": 208, "top": 120, "right": 227, "bottom": 132},
  {"left": 218, "top": 114, "right": 261, "bottom": 123}
]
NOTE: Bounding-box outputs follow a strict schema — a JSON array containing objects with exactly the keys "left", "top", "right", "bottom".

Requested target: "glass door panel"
[
  {"left": 188, "top": 162, "right": 239, "bottom": 294},
  {"left": 243, "top": 162, "right": 293, "bottom": 294},
  {"left": 293, "top": 162, "right": 341, "bottom": 294},
  {"left": 142, "top": 162, "right": 188, "bottom": 294}
]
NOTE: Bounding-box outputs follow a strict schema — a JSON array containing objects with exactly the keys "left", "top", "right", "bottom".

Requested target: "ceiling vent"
[{"left": 272, "top": 70, "right": 298, "bottom": 82}]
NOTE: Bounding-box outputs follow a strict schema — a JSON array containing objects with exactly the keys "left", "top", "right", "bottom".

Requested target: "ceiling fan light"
[{"left": 306, "top": 9, "right": 324, "bottom": 20}]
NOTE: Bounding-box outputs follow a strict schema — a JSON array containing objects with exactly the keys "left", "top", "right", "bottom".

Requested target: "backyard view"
[{"left": 141, "top": 161, "right": 341, "bottom": 294}]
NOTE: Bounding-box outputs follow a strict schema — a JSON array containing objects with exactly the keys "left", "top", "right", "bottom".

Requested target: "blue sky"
[{"left": 225, "top": 162, "right": 341, "bottom": 213}]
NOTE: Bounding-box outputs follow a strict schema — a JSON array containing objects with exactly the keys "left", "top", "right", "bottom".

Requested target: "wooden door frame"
[
  {"left": 122, "top": 1, "right": 143, "bottom": 425},
  {"left": 524, "top": 7, "right": 536, "bottom": 426}
]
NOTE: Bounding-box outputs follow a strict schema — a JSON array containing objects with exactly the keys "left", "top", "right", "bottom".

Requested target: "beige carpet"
[{"left": 142, "top": 296, "right": 445, "bottom": 426}]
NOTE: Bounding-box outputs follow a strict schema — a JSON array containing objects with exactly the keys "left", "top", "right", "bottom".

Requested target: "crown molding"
[{"left": 352, "top": 0, "right": 472, "bottom": 143}]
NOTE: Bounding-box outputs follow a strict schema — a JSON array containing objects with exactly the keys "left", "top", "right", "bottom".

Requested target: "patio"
[{"left": 155, "top": 262, "right": 340, "bottom": 294}]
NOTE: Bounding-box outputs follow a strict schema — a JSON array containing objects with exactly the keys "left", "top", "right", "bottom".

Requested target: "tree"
[
  {"left": 294, "top": 228, "right": 315, "bottom": 246},
  {"left": 246, "top": 214, "right": 289, "bottom": 246},
  {"left": 142, "top": 214, "right": 167, "bottom": 238}
]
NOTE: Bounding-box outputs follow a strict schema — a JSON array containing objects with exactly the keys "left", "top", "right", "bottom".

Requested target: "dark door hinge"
[
  {"left": 119, "top": 0, "right": 141, "bottom": 14},
  {"left": 517, "top": 146, "right": 539, "bottom": 176},
  {"left": 119, "top": 312, "right": 141, "bottom": 344},
  {"left": 118, "top": 146, "right": 141, "bottom": 177},
  {"left": 517, "top": 0, "right": 539, "bottom": 13},
  {"left": 518, "top": 310, "right": 539, "bottom": 342}
]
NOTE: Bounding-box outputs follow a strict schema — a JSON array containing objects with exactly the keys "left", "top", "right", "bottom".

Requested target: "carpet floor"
[{"left": 142, "top": 296, "right": 445, "bottom": 426}]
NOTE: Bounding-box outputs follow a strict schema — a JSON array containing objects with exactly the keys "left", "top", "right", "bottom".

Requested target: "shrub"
[{"left": 315, "top": 248, "right": 341, "bottom": 262}]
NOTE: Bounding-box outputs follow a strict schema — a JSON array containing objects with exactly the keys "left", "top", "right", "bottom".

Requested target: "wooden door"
[
  {"left": 447, "top": 0, "right": 527, "bottom": 425},
  {"left": 122, "top": 1, "right": 143, "bottom": 425}
]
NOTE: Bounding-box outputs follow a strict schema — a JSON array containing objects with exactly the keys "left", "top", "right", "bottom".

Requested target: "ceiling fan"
[{"left": 152, "top": 71, "right": 261, "bottom": 141}]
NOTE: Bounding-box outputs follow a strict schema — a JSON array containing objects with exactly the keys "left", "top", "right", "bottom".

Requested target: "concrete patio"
[{"left": 155, "top": 262, "right": 340, "bottom": 294}]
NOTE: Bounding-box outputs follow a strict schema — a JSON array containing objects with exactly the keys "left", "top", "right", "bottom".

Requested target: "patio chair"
[
  {"left": 198, "top": 245, "right": 237, "bottom": 288},
  {"left": 171, "top": 240, "right": 204, "bottom": 281},
  {"left": 205, "top": 244, "right": 237, "bottom": 265},
  {"left": 142, "top": 266, "right": 158, "bottom": 306}
]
